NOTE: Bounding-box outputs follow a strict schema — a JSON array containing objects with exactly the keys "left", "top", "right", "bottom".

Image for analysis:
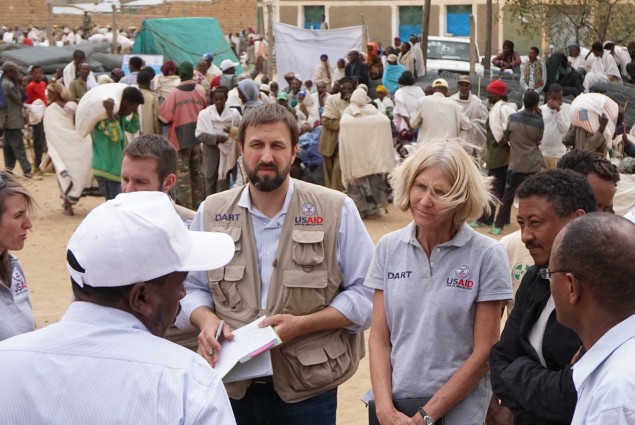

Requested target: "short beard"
[{"left": 246, "top": 162, "right": 291, "bottom": 192}]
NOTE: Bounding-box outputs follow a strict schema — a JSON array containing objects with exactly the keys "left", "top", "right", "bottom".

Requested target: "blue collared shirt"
[
  {"left": 0, "top": 302, "right": 236, "bottom": 425},
  {"left": 180, "top": 180, "right": 375, "bottom": 332}
]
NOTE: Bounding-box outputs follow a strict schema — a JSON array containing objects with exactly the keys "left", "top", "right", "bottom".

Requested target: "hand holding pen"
[{"left": 209, "top": 319, "right": 225, "bottom": 358}]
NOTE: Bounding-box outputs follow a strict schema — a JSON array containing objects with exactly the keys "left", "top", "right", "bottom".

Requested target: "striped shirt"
[{"left": 0, "top": 302, "right": 236, "bottom": 425}]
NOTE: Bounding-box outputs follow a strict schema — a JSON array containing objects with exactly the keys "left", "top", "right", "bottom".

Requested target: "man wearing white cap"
[
  {"left": 212, "top": 59, "right": 239, "bottom": 89},
  {"left": 0, "top": 192, "right": 237, "bottom": 425},
  {"left": 409, "top": 78, "right": 471, "bottom": 144}
]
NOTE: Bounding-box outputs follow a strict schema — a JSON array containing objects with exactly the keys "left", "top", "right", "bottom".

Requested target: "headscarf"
[
  {"left": 366, "top": 42, "right": 379, "bottom": 65},
  {"left": 238, "top": 79, "right": 262, "bottom": 110},
  {"left": 46, "top": 80, "right": 72, "bottom": 102},
  {"left": 344, "top": 85, "right": 375, "bottom": 117}
]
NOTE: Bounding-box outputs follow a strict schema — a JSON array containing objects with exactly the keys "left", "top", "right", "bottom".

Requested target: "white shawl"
[
  {"left": 195, "top": 105, "right": 242, "bottom": 178},
  {"left": 296, "top": 93, "right": 320, "bottom": 127},
  {"left": 339, "top": 88, "right": 395, "bottom": 186},
  {"left": 62, "top": 61, "right": 96, "bottom": 89},
  {"left": 450, "top": 93, "right": 488, "bottom": 146},
  {"left": 393, "top": 85, "right": 424, "bottom": 130},
  {"left": 489, "top": 100, "right": 517, "bottom": 143},
  {"left": 43, "top": 102, "right": 93, "bottom": 200}
]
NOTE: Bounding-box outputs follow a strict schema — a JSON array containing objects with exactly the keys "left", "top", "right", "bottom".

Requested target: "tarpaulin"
[
  {"left": 273, "top": 23, "right": 362, "bottom": 89},
  {"left": 132, "top": 17, "right": 242, "bottom": 73}
]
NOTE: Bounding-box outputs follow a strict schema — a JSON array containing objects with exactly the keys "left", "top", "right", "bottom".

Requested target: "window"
[
  {"left": 446, "top": 5, "right": 472, "bottom": 37},
  {"left": 399, "top": 6, "right": 423, "bottom": 42},
  {"left": 304, "top": 6, "right": 325, "bottom": 30}
]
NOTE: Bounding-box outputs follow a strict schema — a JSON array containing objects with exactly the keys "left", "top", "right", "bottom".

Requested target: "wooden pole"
[
  {"left": 421, "top": 0, "right": 431, "bottom": 69},
  {"left": 111, "top": 4, "right": 118, "bottom": 54},
  {"left": 47, "top": 3, "right": 56, "bottom": 47},
  {"left": 484, "top": 0, "right": 492, "bottom": 74},
  {"left": 361, "top": 14, "right": 368, "bottom": 49},
  {"left": 469, "top": 15, "right": 476, "bottom": 76},
  {"left": 267, "top": 2, "right": 274, "bottom": 80}
]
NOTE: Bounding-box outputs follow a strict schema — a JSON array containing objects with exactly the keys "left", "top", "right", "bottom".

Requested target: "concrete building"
[
  {"left": 273, "top": 0, "right": 506, "bottom": 58},
  {"left": 2, "top": 0, "right": 256, "bottom": 35}
]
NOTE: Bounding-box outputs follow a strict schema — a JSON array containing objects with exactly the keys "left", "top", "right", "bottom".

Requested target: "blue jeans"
[
  {"left": 230, "top": 381, "right": 337, "bottom": 425},
  {"left": 96, "top": 177, "right": 121, "bottom": 201}
]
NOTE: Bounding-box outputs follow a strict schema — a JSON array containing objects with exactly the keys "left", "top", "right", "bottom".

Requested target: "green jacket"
[{"left": 91, "top": 114, "right": 139, "bottom": 182}]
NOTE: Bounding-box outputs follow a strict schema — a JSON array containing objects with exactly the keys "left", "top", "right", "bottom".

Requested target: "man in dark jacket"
[
  {"left": 490, "top": 169, "right": 597, "bottom": 424},
  {"left": 1, "top": 61, "right": 38, "bottom": 179},
  {"left": 344, "top": 50, "right": 369, "bottom": 86}
]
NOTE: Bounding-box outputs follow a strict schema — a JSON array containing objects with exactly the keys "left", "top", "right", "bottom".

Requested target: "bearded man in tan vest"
[{"left": 180, "top": 103, "right": 375, "bottom": 425}]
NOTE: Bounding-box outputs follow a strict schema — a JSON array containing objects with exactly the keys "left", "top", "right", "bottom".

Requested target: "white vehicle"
[{"left": 425, "top": 36, "right": 484, "bottom": 75}]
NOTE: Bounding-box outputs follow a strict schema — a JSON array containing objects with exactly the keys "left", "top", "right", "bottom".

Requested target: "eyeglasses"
[{"left": 538, "top": 268, "right": 571, "bottom": 281}]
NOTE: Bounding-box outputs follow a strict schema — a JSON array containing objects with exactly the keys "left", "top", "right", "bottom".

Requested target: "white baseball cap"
[
  {"left": 67, "top": 192, "right": 234, "bottom": 288},
  {"left": 220, "top": 59, "right": 238, "bottom": 72}
]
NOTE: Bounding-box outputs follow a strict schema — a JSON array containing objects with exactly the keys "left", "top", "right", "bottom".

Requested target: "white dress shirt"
[
  {"left": 572, "top": 314, "right": 635, "bottom": 424},
  {"left": 181, "top": 179, "right": 375, "bottom": 332},
  {"left": 0, "top": 302, "right": 236, "bottom": 425}
]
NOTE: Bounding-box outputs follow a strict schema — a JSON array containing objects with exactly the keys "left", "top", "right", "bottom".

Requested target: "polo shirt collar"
[
  {"left": 404, "top": 221, "right": 474, "bottom": 247},
  {"left": 572, "top": 314, "right": 635, "bottom": 390}
]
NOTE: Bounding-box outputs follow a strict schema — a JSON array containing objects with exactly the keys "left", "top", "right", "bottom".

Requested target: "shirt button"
[
  {"left": 430, "top": 262, "right": 435, "bottom": 267},
  {"left": 436, "top": 248, "right": 440, "bottom": 252}
]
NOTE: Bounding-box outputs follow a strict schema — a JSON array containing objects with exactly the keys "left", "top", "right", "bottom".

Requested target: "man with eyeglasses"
[
  {"left": 548, "top": 213, "right": 635, "bottom": 425},
  {"left": 489, "top": 169, "right": 598, "bottom": 425}
]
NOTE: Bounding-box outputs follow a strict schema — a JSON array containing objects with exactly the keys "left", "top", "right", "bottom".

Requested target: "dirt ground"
[{"left": 19, "top": 171, "right": 518, "bottom": 424}]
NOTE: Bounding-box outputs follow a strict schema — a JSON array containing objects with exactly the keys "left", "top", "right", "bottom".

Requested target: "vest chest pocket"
[
  {"left": 208, "top": 265, "right": 245, "bottom": 310},
  {"left": 210, "top": 226, "right": 242, "bottom": 254},
  {"left": 291, "top": 230, "right": 325, "bottom": 266},
  {"left": 283, "top": 332, "right": 352, "bottom": 392},
  {"left": 225, "top": 227, "right": 242, "bottom": 254},
  {"left": 282, "top": 268, "right": 328, "bottom": 315}
]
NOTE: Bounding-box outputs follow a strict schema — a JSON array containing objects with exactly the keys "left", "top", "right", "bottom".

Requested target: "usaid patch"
[
  {"left": 295, "top": 202, "right": 324, "bottom": 225},
  {"left": 302, "top": 202, "right": 316, "bottom": 216},
  {"left": 445, "top": 265, "right": 475, "bottom": 289},
  {"left": 12, "top": 269, "right": 28, "bottom": 295}
]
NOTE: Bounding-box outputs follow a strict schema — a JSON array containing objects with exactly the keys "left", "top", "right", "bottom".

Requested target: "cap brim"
[{"left": 179, "top": 231, "right": 235, "bottom": 271}]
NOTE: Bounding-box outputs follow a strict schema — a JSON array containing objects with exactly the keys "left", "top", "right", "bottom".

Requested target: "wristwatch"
[{"left": 418, "top": 407, "right": 435, "bottom": 425}]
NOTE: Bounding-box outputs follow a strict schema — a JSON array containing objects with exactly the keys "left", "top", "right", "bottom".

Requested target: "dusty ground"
[{"left": 19, "top": 171, "right": 517, "bottom": 424}]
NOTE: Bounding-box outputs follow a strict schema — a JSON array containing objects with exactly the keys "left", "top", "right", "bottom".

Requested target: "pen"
[{"left": 209, "top": 320, "right": 224, "bottom": 358}]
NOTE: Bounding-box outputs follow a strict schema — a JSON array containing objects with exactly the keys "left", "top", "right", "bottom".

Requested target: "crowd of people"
[
  {"left": 0, "top": 30, "right": 635, "bottom": 425},
  {"left": 494, "top": 39, "right": 635, "bottom": 97}
]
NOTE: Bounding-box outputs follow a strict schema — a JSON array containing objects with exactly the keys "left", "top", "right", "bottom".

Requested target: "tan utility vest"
[{"left": 203, "top": 180, "right": 364, "bottom": 403}]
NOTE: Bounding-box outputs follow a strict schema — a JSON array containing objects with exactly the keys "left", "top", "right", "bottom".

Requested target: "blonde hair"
[
  {"left": 0, "top": 173, "right": 37, "bottom": 283},
  {"left": 390, "top": 138, "right": 493, "bottom": 230}
]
